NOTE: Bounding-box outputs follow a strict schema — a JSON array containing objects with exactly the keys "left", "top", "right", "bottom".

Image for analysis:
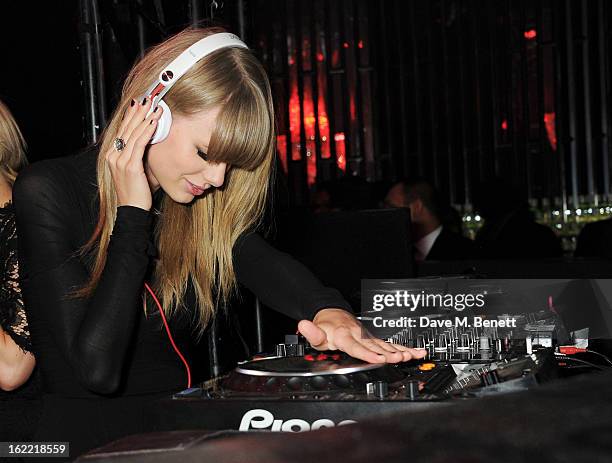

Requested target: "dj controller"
[
  {"left": 149, "top": 318, "right": 562, "bottom": 433},
  {"left": 81, "top": 279, "right": 612, "bottom": 461}
]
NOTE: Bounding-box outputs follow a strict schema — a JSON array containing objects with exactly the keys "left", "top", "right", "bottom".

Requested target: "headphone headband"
[{"left": 145, "top": 32, "right": 249, "bottom": 103}]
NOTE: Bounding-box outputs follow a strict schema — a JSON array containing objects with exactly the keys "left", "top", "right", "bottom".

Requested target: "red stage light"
[
  {"left": 276, "top": 135, "right": 287, "bottom": 172},
  {"left": 524, "top": 29, "right": 537, "bottom": 40},
  {"left": 289, "top": 91, "right": 301, "bottom": 161},
  {"left": 335, "top": 132, "right": 346, "bottom": 172},
  {"left": 303, "top": 79, "right": 317, "bottom": 186},
  {"left": 544, "top": 112, "right": 557, "bottom": 151}
]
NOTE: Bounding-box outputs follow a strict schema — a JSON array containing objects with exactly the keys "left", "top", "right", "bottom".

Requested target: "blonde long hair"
[
  {"left": 0, "top": 99, "right": 28, "bottom": 185},
  {"left": 81, "top": 27, "right": 275, "bottom": 334}
]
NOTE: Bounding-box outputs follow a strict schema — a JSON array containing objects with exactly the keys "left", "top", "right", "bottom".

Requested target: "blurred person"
[
  {"left": 472, "top": 179, "right": 562, "bottom": 259},
  {"left": 574, "top": 218, "right": 612, "bottom": 259},
  {"left": 384, "top": 179, "right": 474, "bottom": 261},
  {"left": 310, "top": 182, "right": 335, "bottom": 214},
  {"left": 0, "top": 98, "right": 39, "bottom": 444},
  {"left": 331, "top": 176, "right": 377, "bottom": 211}
]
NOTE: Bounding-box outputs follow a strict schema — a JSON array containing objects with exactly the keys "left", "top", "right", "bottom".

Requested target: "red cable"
[
  {"left": 559, "top": 346, "right": 587, "bottom": 355},
  {"left": 547, "top": 296, "right": 558, "bottom": 315},
  {"left": 144, "top": 282, "right": 192, "bottom": 388}
]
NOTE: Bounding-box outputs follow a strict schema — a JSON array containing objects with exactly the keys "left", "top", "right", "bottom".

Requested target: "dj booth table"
[
  {"left": 80, "top": 369, "right": 612, "bottom": 462},
  {"left": 145, "top": 394, "right": 450, "bottom": 432}
]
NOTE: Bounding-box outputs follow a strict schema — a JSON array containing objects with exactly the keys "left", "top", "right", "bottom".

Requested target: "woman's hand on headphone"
[
  {"left": 105, "top": 97, "right": 163, "bottom": 211},
  {"left": 298, "top": 308, "right": 428, "bottom": 364}
]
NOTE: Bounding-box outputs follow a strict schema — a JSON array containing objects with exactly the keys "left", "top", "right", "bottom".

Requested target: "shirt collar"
[{"left": 414, "top": 226, "right": 443, "bottom": 261}]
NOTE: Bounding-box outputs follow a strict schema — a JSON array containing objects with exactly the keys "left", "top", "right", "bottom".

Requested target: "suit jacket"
[
  {"left": 475, "top": 211, "right": 563, "bottom": 259},
  {"left": 426, "top": 227, "right": 475, "bottom": 261}
]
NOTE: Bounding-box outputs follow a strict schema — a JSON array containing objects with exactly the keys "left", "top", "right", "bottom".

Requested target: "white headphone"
[{"left": 143, "top": 32, "right": 249, "bottom": 144}]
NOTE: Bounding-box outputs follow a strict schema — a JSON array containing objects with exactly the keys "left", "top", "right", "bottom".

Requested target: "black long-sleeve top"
[{"left": 13, "top": 147, "right": 351, "bottom": 399}]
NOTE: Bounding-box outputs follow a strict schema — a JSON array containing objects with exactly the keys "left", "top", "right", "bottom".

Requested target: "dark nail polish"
[
  {"left": 153, "top": 106, "right": 158, "bottom": 113},
  {"left": 150, "top": 120, "right": 154, "bottom": 125},
  {"left": 141, "top": 97, "right": 147, "bottom": 105},
  {"left": 130, "top": 99, "right": 135, "bottom": 107}
]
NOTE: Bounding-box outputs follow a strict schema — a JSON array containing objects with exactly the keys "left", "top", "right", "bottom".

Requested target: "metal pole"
[
  {"left": 80, "top": 0, "right": 97, "bottom": 144},
  {"left": 564, "top": 0, "right": 579, "bottom": 208},
  {"left": 441, "top": 0, "right": 455, "bottom": 205},
  {"left": 207, "top": 316, "right": 221, "bottom": 377},
  {"left": 79, "top": 0, "right": 106, "bottom": 143},
  {"left": 553, "top": 0, "right": 568, "bottom": 220},
  {"left": 255, "top": 298, "right": 264, "bottom": 352},
  {"left": 597, "top": 0, "right": 610, "bottom": 202},
  {"left": 136, "top": 0, "right": 146, "bottom": 58},
  {"left": 425, "top": 1, "right": 439, "bottom": 186},
  {"left": 237, "top": 0, "right": 246, "bottom": 40},
  {"left": 458, "top": 0, "right": 470, "bottom": 206},
  {"left": 487, "top": 1, "right": 500, "bottom": 178},
  {"left": 580, "top": 0, "right": 595, "bottom": 204},
  {"left": 189, "top": 0, "right": 202, "bottom": 26},
  {"left": 90, "top": 0, "right": 107, "bottom": 129},
  {"left": 408, "top": 1, "right": 424, "bottom": 178},
  {"left": 520, "top": 3, "right": 532, "bottom": 200},
  {"left": 536, "top": 2, "right": 551, "bottom": 204},
  {"left": 471, "top": 3, "right": 485, "bottom": 183},
  {"left": 378, "top": 0, "right": 395, "bottom": 178}
]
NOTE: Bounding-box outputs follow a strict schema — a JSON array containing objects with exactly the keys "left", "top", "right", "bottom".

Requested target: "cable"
[
  {"left": 144, "top": 282, "right": 192, "bottom": 388},
  {"left": 547, "top": 296, "right": 558, "bottom": 315},
  {"left": 586, "top": 350, "right": 612, "bottom": 367},
  {"left": 559, "top": 346, "right": 612, "bottom": 366},
  {"left": 559, "top": 346, "right": 587, "bottom": 355},
  {"left": 554, "top": 355, "right": 605, "bottom": 371}
]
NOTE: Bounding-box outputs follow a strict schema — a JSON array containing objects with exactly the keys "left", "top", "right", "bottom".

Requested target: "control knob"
[{"left": 276, "top": 334, "right": 306, "bottom": 357}]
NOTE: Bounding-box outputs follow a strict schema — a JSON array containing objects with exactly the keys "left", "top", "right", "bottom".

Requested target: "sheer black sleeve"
[
  {"left": 13, "top": 166, "right": 155, "bottom": 395},
  {"left": 233, "top": 232, "right": 353, "bottom": 320},
  {"left": 0, "top": 202, "right": 32, "bottom": 354}
]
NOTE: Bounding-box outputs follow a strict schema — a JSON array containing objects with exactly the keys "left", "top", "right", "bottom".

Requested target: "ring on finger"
[{"left": 114, "top": 137, "right": 126, "bottom": 152}]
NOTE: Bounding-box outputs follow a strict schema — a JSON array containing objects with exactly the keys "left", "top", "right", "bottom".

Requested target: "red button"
[
  {"left": 331, "top": 354, "right": 341, "bottom": 361},
  {"left": 304, "top": 354, "right": 315, "bottom": 361},
  {"left": 316, "top": 353, "right": 328, "bottom": 361}
]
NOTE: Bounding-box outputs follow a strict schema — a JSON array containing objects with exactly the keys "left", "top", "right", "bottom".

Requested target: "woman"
[
  {"left": 13, "top": 27, "right": 424, "bottom": 458},
  {"left": 0, "top": 98, "right": 39, "bottom": 443}
]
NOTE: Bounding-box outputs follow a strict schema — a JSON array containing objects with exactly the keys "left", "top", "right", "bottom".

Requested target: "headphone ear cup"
[{"left": 150, "top": 100, "right": 172, "bottom": 144}]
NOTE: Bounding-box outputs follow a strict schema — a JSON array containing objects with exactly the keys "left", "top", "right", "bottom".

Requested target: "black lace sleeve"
[{"left": 0, "top": 201, "right": 32, "bottom": 354}]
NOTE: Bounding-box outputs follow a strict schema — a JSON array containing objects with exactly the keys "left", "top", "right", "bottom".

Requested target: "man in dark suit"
[
  {"left": 384, "top": 179, "right": 474, "bottom": 261},
  {"left": 472, "top": 180, "right": 563, "bottom": 259}
]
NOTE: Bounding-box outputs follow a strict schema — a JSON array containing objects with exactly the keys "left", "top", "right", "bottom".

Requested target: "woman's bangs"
[{"left": 207, "top": 85, "right": 271, "bottom": 171}]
